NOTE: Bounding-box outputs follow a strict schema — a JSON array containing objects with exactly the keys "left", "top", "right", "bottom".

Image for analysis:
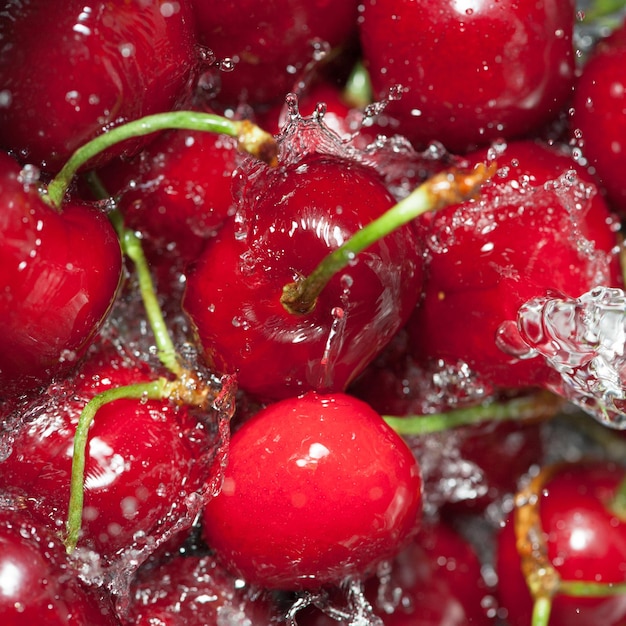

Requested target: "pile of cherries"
[{"left": 3, "top": 1, "right": 626, "bottom": 625}]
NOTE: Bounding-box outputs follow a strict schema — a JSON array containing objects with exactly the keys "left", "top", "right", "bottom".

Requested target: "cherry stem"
[
  {"left": 531, "top": 596, "right": 552, "bottom": 626},
  {"left": 343, "top": 61, "right": 373, "bottom": 109},
  {"left": 281, "top": 162, "right": 497, "bottom": 315},
  {"left": 44, "top": 111, "right": 278, "bottom": 209},
  {"left": 383, "top": 391, "right": 562, "bottom": 436},
  {"left": 559, "top": 579, "right": 626, "bottom": 597},
  {"left": 65, "top": 378, "right": 171, "bottom": 553}
]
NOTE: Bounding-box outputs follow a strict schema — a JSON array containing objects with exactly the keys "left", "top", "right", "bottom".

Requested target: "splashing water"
[{"left": 510, "top": 286, "right": 626, "bottom": 428}]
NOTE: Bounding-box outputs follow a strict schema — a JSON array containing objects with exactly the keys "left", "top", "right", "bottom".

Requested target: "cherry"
[
  {"left": 97, "top": 119, "right": 241, "bottom": 269},
  {"left": 190, "top": 0, "right": 359, "bottom": 106},
  {"left": 0, "top": 500, "right": 119, "bottom": 625},
  {"left": 407, "top": 140, "right": 622, "bottom": 393},
  {"left": 183, "top": 152, "right": 424, "bottom": 400},
  {"left": 123, "top": 552, "right": 276, "bottom": 625},
  {"left": 201, "top": 391, "right": 422, "bottom": 590},
  {"left": 496, "top": 461, "right": 626, "bottom": 626},
  {"left": 0, "top": 0, "right": 199, "bottom": 171},
  {"left": 0, "top": 343, "right": 222, "bottom": 562},
  {"left": 570, "top": 22, "right": 626, "bottom": 215},
  {"left": 295, "top": 520, "right": 494, "bottom": 625},
  {"left": 0, "top": 151, "right": 122, "bottom": 399},
  {"left": 358, "top": 0, "right": 576, "bottom": 153}
]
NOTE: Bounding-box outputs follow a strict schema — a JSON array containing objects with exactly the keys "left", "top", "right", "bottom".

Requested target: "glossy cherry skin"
[
  {"left": 496, "top": 462, "right": 626, "bottom": 626},
  {"left": 123, "top": 553, "right": 276, "bottom": 625},
  {"left": 183, "top": 153, "right": 424, "bottom": 401},
  {"left": 0, "top": 345, "right": 219, "bottom": 562},
  {"left": 0, "top": 0, "right": 198, "bottom": 171},
  {"left": 98, "top": 124, "right": 240, "bottom": 268},
  {"left": 571, "top": 23, "right": 626, "bottom": 215},
  {"left": 0, "top": 503, "right": 120, "bottom": 625},
  {"left": 407, "top": 140, "right": 622, "bottom": 392},
  {"left": 190, "top": 0, "right": 359, "bottom": 106},
  {"left": 201, "top": 391, "right": 422, "bottom": 590},
  {"left": 0, "top": 151, "right": 122, "bottom": 399},
  {"left": 358, "top": 0, "right": 575, "bottom": 153}
]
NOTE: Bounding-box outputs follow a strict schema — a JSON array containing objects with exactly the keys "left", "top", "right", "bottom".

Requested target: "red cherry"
[
  {"left": 183, "top": 153, "right": 424, "bottom": 400},
  {"left": 496, "top": 461, "right": 626, "bottom": 626},
  {"left": 124, "top": 552, "right": 276, "bottom": 625},
  {"left": 0, "top": 151, "right": 122, "bottom": 399},
  {"left": 0, "top": 345, "right": 220, "bottom": 561},
  {"left": 407, "top": 140, "right": 622, "bottom": 392},
  {"left": 358, "top": 0, "right": 575, "bottom": 153},
  {"left": 0, "top": 0, "right": 198, "bottom": 171},
  {"left": 0, "top": 503, "right": 119, "bottom": 625},
  {"left": 190, "top": 0, "right": 359, "bottom": 106},
  {"left": 98, "top": 123, "right": 240, "bottom": 268},
  {"left": 571, "top": 23, "right": 626, "bottom": 215},
  {"left": 201, "top": 391, "right": 422, "bottom": 590}
]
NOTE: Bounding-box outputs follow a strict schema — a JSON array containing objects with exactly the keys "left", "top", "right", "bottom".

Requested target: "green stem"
[
  {"left": 65, "top": 378, "right": 172, "bottom": 553},
  {"left": 559, "top": 579, "right": 626, "bottom": 597},
  {"left": 83, "top": 171, "right": 182, "bottom": 377},
  {"left": 281, "top": 163, "right": 496, "bottom": 315},
  {"left": 383, "top": 391, "right": 561, "bottom": 436},
  {"left": 44, "top": 112, "right": 277, "bottom": 209},
  {"left": 581, "top": 0, "right": 626, "bottom": 23},
  {"left": 119, "top": 223, "right": 183, "bottom": 377},
  {"left": 531, "top": 596, "right": 553, "bottom": 626},
  {"left": 343, "top": 61, "right": 373, "bottom": 109}
]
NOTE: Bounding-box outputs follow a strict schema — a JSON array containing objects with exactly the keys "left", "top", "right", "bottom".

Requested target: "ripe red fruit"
[
  {"left": 1, "top": 345, "right": 221, "bottom": 562},
  {"left": 99, "top": 124, "right": 240, "bottom": 268},
  {"left": 0, "top": 151, "right": 122, "bottom": 399},
  {"left": 496, "top": 461, "right": 626, "bottom": 626},
  {"left": 0, "top": 0, "right": 198, "bottom": 170},
  {"left": 190, "top": 0, "right": 359, "bottom": 106},
  {"left": 407, "top": 140, "right": 622, "bottom": 392},
  {"left": 358, "top": 0, "right": 576, "bottom": 153},
  {"left": 571, "top": 23, "right": 626, "bottom": 215},
  {"left": 0, "top": 503, "right": 119, "bottom": 625},
  {"left": 201, "top": 391, "right": 422, "bottom": 590},
  {"left": 183, "top": 153, "right": 424, "bottom": 400},
  {"left": 124, "top": 553, "right": 276, "bottom": 625}
]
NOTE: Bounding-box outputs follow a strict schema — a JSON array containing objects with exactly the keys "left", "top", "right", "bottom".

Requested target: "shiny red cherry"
[
  {"left": 359, "top": 0, "right": 575, "bottom": 153},
  {"left": 0, "top": 502, "right": 119, "bottom": 625},
  {"left": 183, "top": 153, "right": 424, "bottom": 401},
  {"left": 571, "top": 23, "right": 626, "bottom": 215},
  {"left": 497, "top": 461, "right": 626, "bottom": 626},
  {"left": 190, "top": 0, "right": 359, "bottom": 106},
  {"left": 0, "top": 0, "right": 198, "bottom": 171},
  {"left": 0, "top": 345, "right": 220, "bottom": 562},
  {"left": 201, "top": 391, "right": 422, "bottom": 590},
  {"left": 407, "top": 140, "right": 622, "bottom": 392},
  {"left": 0, "top": 151, "right": 122, "bottom": 399}
]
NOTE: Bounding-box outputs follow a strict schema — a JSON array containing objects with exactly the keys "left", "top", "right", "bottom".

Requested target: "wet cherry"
[
  {"left": 0, "top": 0, "right": 198, "bottom": 171},
  {"left": 0, "top": 151, "right": 122, "bottom": 400},
  {"left": 201, "top": 391, "right": 422, "bottom": 590},
  {"left": 358, "top": 0, "right": 576, "bottom": 153},
  {"left": 183, "top": 152, "right": 424, "bottom": 401}
]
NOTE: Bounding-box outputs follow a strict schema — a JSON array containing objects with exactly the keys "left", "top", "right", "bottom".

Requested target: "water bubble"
[{"left": 218, "top": 57, "right": 236, "bottom": 72}]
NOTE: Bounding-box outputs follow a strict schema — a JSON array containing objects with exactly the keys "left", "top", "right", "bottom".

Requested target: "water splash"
[{"left": 512, "top": 286, "right": 626, "bottom": 428}]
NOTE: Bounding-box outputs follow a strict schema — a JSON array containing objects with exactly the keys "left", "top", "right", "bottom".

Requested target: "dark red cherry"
[
  {"left": 190, "top": 0, "right": 359, "bottom": 106},
  {"left": 201, "top": 391, "right": 422, "bottom": 590},
  {"left": 0, "top": 0, "right": 198, "bottom": 171},
  {"left": 407, "top": 140, "right": 622, "bottom": 392},
  {"left": 571, "top": 23, "right": 626, "bottom": 215},
  {"left": 0, "top": 345, "right": 220, "bottom": 562},
  {"left": 124, "top": 552, "right": 276, "bottom": 625},
  {"left": 0, "top": 502, "right": 119, "bottom": 625},
  {"left": 183, "top": 153, "right": 424, "bottom": 401},
  {"left": 98, "top": 123, "right": 240, "bottom": 268},
  {"left": 0, "top": 151, "right": 122, "bottom": 399},
  {"left": 496, "top": 461, "right": 626, "bottom": 626},
  {"left": 358, "top": 0, "right": 576, "bottom": 153}
]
